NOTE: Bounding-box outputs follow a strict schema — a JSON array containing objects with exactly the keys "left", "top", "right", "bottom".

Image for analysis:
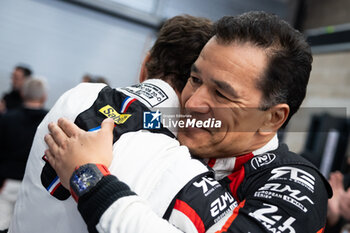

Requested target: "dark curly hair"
[{"left": 146, "top": 15, "right": 214, "bottom": 92}]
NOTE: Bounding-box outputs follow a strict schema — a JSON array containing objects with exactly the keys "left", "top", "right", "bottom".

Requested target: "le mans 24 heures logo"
[{"left": 143, "top": 110, "right": 222, "bottom": 129}]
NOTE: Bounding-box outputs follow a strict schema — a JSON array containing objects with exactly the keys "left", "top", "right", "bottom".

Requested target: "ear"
[
  {"left": 139, "top": 52, "right": 151, "bottom": 83},
  {"left": 258, "top": 104, "right": 289, "bottom": 136}
]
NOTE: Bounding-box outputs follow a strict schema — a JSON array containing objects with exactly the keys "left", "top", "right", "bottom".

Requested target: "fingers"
[
  {"left": 44, "top": 149, "right": 56, "bottom": 169},
  {"left": 48, "top": 122, "right": 68, "bottom": 147},
  {"left": 57, "top": 118, "right": 82, "bottom": 138},
  {"left": 329, "top": 171, "right": 345, "bottom": 190},
  {"left": 100, "top": 118, "right": 115, "bottom": 138},
  {"left": 44, "top": 134, "right": 60, "bottom": 155}
]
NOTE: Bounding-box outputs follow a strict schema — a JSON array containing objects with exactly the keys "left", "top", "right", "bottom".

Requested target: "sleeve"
[
  {"left": 215, "top": 165, "right": 330, "bottom": 233},
  {"left": 77, "top": 175, "right": 184, "bottom": 233},
  {"left": 38, "top": 83, "right": 107, "bottom": 200},
  {"left": 108, "top": 131, "right": 210, "bottom": 218},
  {"left": 166, "top": 173, "right": 237, "bottom": 233},
  {"left": 78, "top": 172, "right": 239, "bottom": 233}
]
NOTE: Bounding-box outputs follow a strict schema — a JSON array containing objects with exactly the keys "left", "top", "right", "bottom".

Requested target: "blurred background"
[
  {"left": 1, "top": 0, "right": 350, "bottom": 231},
  {"left": 0, "top": 0, "right": 350, "bottom": 178}
]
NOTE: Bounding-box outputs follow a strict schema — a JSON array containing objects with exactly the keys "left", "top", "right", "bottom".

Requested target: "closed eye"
[
  {"left": 189, "top": 76, "right": 202, "bottom": 85},
  {"left": 215, "top": 90, "right": 229, "bottom": 100}
]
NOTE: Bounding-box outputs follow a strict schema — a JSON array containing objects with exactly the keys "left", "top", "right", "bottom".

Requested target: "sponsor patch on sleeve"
[
  {"left": 99, "top": 105, "right": 131, "bottom": 124},
  {"left": 121, "top": 83, "right": 168, "bottom": 107}
]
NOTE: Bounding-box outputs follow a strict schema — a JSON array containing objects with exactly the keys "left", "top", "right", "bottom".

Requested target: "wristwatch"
[{"left": 70, "top": 163, "right": 110, "bottom": 202}]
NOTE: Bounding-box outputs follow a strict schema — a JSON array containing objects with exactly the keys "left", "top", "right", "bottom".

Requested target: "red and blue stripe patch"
[
  {"left": 46, "top": 176, "right": 62, "bottom": 195},
  {"left": 120, "top": 96, "right": 136, "bottom": 113}
]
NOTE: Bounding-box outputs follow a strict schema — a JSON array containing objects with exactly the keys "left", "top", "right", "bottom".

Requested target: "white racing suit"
[{"left": 9, "top": 79, "right": 234, "bottom": 233}]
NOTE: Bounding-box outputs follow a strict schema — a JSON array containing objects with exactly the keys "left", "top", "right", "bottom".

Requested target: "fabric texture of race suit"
[
  {"left": 79, "top": 142, "right": 332, "bottom": 233},
  {"left": 10, "top": 80, "right": 229, "bottom": 233}
]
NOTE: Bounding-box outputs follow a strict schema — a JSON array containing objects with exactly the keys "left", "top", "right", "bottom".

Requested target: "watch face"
[
  {"left": 70, "top": 164, "right": 103, "bottom": 199},
  {"left": 73, "top": 167, "right": 100, "bottom": 191}
]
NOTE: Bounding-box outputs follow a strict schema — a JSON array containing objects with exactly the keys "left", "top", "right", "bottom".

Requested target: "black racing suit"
[{"left": 78, "top": 143, "right": 332, "bottom": 233}]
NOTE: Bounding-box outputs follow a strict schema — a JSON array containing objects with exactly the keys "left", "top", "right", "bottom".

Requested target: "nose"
[{"left": 184, "top": 86, "right": 210, "bottom": 114}]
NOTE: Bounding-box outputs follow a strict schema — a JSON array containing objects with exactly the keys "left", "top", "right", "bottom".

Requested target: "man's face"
[
  {"left": 177, "top": 38, "right": 269, "bottom": 158},
  {"left": 11, "top": 68, "right": 26, "bottom": 90}
]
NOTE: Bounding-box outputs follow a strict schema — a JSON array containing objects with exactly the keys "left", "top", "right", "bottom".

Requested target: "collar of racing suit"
[
  {"left": 206, "top": 134, "right": 279, "bottom": 180},
  {"left": 117, "top": 78, "right": 180, "bottom": 136}
]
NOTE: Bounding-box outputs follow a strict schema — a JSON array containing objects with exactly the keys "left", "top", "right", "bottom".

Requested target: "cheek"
[
  {"left": 220, "top": 132, "right": 253, "bottom": 152},
  {"left": 224, "top": 108, "right": 264, "bottom": 132},
  {"left": 211, "top": 131, "right": 227, "bottom": 145},
  {"left": 180, "top": 83, "right": 192, "bottom": 106},
  {"left": 214, "top": 109, "right": 238, "bottom": 131},
  {"left": 244, "top": 110, "right": 266, "bottom": 129}
]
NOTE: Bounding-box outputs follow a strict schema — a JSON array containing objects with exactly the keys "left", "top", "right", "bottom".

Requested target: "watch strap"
[{"left": 95, "top": 164, "right": 110, "bottom": 176}]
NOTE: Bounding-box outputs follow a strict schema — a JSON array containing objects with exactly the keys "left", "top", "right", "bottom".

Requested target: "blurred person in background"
[
  {"left": 81, "top": 74, "right": 93, "bottom": 83},
  {"left": 0, "top": 65, "right": 32, "bottom": 114},
  {"left": 81, "top": 74, "right": 110, "bottom": 85},
  {"left": 95, "top": 76, "right": 109, "bottom": 85},
  {"left": 327, "top": 171, "right": 350, "bottom": 233},
  {"left": 0, "top": 78, "right": 48, "bottom": 232}
]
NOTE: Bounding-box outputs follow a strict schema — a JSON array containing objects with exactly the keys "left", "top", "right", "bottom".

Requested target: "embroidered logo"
[
  {"left": 99, "top": 105, "right": 131, "bottom": 124},
  {"left": 251, "top": 153, "right": 276, "bottom": 169}
]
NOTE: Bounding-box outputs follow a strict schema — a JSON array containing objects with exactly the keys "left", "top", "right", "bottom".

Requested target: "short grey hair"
[{"left": 22, "top": 78, "right": 47, "bottom": 101}]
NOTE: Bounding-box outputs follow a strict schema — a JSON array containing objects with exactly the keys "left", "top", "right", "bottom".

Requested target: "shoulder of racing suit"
[
  {"left": 74, "top": 85, "right": 175, "bottom": 142},
  {"left": 162, "top": 143, "right": 333, "bottom": 233},
  {"left": 239, "top": 143, "right": 332, "bottom": 201},
  {"left": 41, "top": 85, "right": 175, "bottom": 200},
  {"left": 216, "top": 143, "right": 333, "bottom": 233}
]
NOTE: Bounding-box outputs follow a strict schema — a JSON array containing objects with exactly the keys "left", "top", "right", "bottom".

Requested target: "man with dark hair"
[
  {"left": 177, "top": 11, "right": 313, "bottom": 158},
  {"left": 10, "top": 15, "right": 215, "bottom": 233},
  {"left": 215, "top": 13, "right": 312, "bottom": 127},
  {"left": 0, "top": 65, "right": 32, "bottom": 114},
  {"left": 43, "top": 11, "right": 331, "bottom": 233}
]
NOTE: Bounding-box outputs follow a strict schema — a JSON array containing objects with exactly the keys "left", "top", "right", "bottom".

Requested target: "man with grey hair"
[{"left": 0, "top": 78, "right": 48, "bottom": 232}]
